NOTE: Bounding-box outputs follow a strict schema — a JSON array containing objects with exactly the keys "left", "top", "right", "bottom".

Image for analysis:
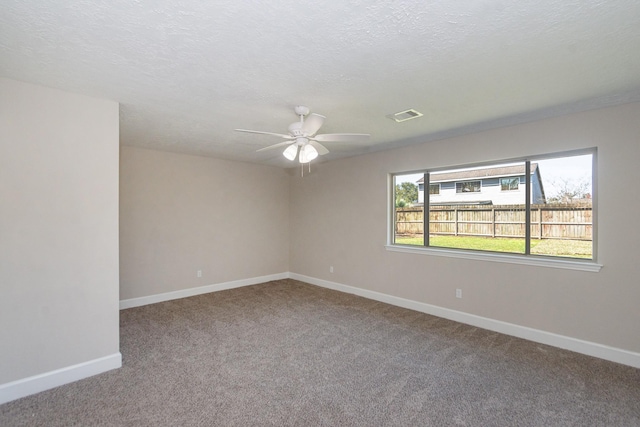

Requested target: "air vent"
[{"left": 386, "top": 109, "right": 423, "bottom": 123}]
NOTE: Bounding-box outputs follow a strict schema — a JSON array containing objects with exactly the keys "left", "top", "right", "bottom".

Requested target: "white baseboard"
[
  {"left": 119, "top": 272, "right": 289, "bottom": 310},
  {"left": 290, "top": 273, "right": 640, "bottom": 369},
  {"left": 0, "top": 352, "right": 122, "bottom": 405}
]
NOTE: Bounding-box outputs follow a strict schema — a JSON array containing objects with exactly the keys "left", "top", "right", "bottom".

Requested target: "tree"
[
  {"left": 395, "top": 182, "right": 418, "bottom": 206},
  {"left": 547, "top": 177, "right": 590, "bottom": 204}
]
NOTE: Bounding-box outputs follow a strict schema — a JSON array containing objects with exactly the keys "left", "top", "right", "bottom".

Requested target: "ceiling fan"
[{"left": 235, "top": 106, "right": 370, "bottom": 164}]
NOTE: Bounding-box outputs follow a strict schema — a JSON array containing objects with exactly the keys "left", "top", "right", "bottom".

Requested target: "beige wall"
[
  {"left": 0, "top": 78, "right": 120, "bottom": 383},
  {"left": 290, "top": 102, "right": 640, "bottom": 353},
  {"left": 119, "top": 146, "right": 290, "bottom": 300}
]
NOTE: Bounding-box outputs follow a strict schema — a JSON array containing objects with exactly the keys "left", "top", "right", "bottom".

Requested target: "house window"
[
  {"left": 391, "top": 150, "right": 595, "bottom": 263},
  {"left": 456, "top": 181, "right": 481, "bottom": 193},
  {"left": 501, "top": 177, "right": 519, "bottom": 191}
]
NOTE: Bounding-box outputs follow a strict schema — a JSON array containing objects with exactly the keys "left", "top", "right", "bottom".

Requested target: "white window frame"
[{"left": 386, "top": 149, "right": 601, "bottom": 272}]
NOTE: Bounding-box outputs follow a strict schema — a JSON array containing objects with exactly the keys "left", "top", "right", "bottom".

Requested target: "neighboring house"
[{"left": 417, "top": 163, "right": 546, "bottom": 205}]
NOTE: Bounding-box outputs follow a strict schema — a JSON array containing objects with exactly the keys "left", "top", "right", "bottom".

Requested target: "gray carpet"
[{"left": 1, "top": 279, "right": 639, "bottom": 426}]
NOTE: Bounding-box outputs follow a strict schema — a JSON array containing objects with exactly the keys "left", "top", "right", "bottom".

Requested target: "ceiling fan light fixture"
[
  {"left": 283, "top": 144, "right": 298, "bottom": 161},
  {"left": 299, "top": 144, "right": 318, "bottom": 164}
]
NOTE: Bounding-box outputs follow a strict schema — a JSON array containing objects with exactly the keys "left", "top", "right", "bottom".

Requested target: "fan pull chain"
[{"left": 300, "top": 161, "right": 312, "bottom": 177}]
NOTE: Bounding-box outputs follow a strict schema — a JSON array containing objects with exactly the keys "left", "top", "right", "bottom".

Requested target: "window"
[
  {"left": 456, "top": 180, "right": 481, "bottom": 193},
  {"left": 500, "top": 177, "right": 519, "bottom": 191},
  {"left": 392, "top": 150, "right": 595, "bottom": 263}
]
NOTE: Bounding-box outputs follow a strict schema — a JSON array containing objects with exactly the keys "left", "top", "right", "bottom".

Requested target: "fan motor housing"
[{"left": 288, "top": 121, "right": 304, "bottom": 136}]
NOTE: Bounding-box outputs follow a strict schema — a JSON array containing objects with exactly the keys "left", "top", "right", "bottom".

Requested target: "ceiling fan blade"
[
  {"left": 256, "top": 141, "right": 292, "bottom": 152},
  {"left": 235, "top": 129, "right": 293, "bottom": 139},
  {"left": 309, "top": 140, "right": 329, "bottom": 155},
  {"left": 301, "top": 113, "right": 325, "bottom": 136},
  {"left": 313, "top": 133, "right": 370, "bottom": 143}
]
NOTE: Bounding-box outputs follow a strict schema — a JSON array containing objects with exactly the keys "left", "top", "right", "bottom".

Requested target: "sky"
[{"left": 395, "top": 153, "right": 593, "bottom": 199}]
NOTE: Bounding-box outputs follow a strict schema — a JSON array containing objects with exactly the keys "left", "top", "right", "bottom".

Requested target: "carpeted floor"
[{"left": 1, "top": 279, "right": 639, "bottom": 426}]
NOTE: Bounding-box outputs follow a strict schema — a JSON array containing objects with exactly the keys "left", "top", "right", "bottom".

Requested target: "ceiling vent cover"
[{"left": 387, "top": 109, "right": 423, "bottom": 123}]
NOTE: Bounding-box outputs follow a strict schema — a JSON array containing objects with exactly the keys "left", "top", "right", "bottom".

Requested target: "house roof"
[
  {"left": 417, "top": 163, "right": 539, "bottom": 184},
  {"left": 2, "top": 2, "right": 640, "bottom": 168}
]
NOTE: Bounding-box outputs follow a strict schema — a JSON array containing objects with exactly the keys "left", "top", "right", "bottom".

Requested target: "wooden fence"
[{"left": 396, "top": 205, "right": 592, "bottom": 240}]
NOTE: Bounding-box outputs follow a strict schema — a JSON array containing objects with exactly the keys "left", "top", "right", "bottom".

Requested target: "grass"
[{"left": 395, "top": 235, "right": 592, "bottom": 259}]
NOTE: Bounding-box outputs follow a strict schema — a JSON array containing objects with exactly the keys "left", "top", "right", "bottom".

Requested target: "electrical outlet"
[
  {"left": 197, "top": 270, "right": 202, "bottom": 278},
  {"left": 330, "top": 266, "right": 334, "bottom": 273},
  {"left": 456, "top": 289, "right": 462, "bottom": 299}
]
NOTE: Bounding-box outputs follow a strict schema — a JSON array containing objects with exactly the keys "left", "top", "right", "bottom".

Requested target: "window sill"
[{"left": 385, "top": 244, "right": 602, "bottom": 272}]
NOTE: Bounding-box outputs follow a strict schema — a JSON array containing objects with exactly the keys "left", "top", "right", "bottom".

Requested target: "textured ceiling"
[{"left": 2, "top": 1, "right": 640, "bottom": 168}]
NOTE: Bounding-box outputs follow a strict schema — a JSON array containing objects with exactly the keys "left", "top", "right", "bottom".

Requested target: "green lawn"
[{"left": 395, "top": 235, "right": 592, "bottom": 258}]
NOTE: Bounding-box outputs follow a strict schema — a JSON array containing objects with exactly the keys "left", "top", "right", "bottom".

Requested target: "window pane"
[
  {"left": 456, "top": 181, "right": 481, "bottom": 193},
  {"left": 391, "top": 152, "right": 596, "bottom": 261},
  {"left": 529, "top": 154, "right": 593, "bottom": 259},
  {"left": 501, "top": 177, "right": 519, "bottom": 191},
  {"left": 394, "top": 173, "right": 424, "bottom": 246},
  {"left": 430, "top": 163, "right": 525, "bottom": 254}
]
